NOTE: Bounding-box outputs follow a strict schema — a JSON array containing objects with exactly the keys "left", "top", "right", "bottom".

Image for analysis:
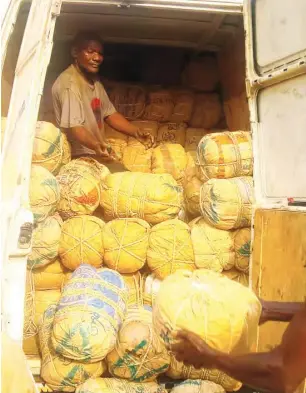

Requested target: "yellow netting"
[
  {"left": 170, "top": 90, "right": 195, "bottom": 123},
  {"left": 157, "top": 123, "right": 187, "bottom": 146},
  {"left": 232, "top": 228, "right": 251, "bottom": 273},
  {"left": 52, "top": 265, "right": 128, "bottom": 362},
  {"left": 196, "top": 131, "right": 253, "bottom": 181},
  {"left": 190, "top": 94, "right": 222, "bottom": 129},
  {"left": 100, "top": 172, "right": 183, "bottom": 224},
  {"left": 106, "top": 306, "right": 170, "bottom": 382},
  {"left": 109, "top": 84, "right": 146, "bottom": 120},
  {"left": 103, "top": 218, "right": 150, "bottom": 273},
  {"left": 57, "top": 157, "right": 109, "bottom": 220},
  {"left": 121, "top": 272, "right": 144, "bottom": 307},
  {"left": 76, "top": 378, "right": 167, "bottom": 393},
  {"left": 32, "top": 121, "right": 63, "bottom": 175},
  {"left": 151, "top": 143, "right": 187, "bottom": 184},
  {"left": 40, "top": 305, "right": 105, "bottom": 392},
  {"left": 189, "top": 218, "right": 235, "bottom": 272},
  {"left": 143, "top": 274, "right": 162, "bottom": 308},
  {"left": 200, "top": 177, "right": 254, "bottom": 230},
  {"left": 123, "top": 139, "right": 153, "bottom": 173},
  {"left": 27, "top": 214, "right": 62, "bottom": 269},
  {"left": 33, "top": 259, "right": 69, "bottom": 290},
  {"left": 222, "top": 268, "right": 249, "bottom": 287},
  {"left": 59, "top": 215, "right": 105, "bottom": 271},
  {"left": 154, "top": 269, "right": 261, "bottom": 391},
  {"left": 182, "top": 56, "right": 219, "bottom": 92},
  {"left": 183, "top": 168, "right": 202, "bottom": 217},
  {"left": 147, "top": 219, "right": 196, "bottom": 279},
  {"left": 29, "top": 165, "right": 59, "bottom": 223},
  {"left": 144, "top": 90, "right": 174, "bottom": 122},
  {"left": 170, "top": 379, "right": 225, "bottom": 393}
]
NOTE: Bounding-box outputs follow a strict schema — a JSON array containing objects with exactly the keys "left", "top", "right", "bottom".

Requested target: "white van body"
[{"left": 1, "top": 0, "right": 306, "bottom": 390}]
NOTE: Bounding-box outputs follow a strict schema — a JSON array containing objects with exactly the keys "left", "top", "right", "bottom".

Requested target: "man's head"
[{"left": 71, "top": 31, "right": 104, "bottom": 74}]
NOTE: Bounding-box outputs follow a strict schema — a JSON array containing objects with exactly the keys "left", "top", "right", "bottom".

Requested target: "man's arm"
[
  {"left": 260, "top": 300, "right": 306, "bottom": 324},
  {"left": 68, "top": 126, "right": 108, "bottom": 156}
]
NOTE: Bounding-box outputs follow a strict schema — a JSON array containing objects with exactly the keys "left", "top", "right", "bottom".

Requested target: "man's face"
[{"left": 74, "top": 40, "right": 104, "bottom": 74}]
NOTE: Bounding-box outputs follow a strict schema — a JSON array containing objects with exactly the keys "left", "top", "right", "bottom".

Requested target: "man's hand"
[
  {"left": 135, "top": 128, "right": 155, "bottom": 149},
  {"left": 94, "top": 141, "right": 116, "bottom": 161},
  {"left": 171, "top": 330, "right": 219, "bottom": 369}
]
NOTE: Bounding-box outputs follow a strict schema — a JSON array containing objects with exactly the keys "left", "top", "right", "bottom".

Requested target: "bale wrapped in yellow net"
[
  {"left": 40, "top": 305, "right": 105, "bottom": 392},
  {"left": 197, "top": 131, "right": 253, "bottom": 181},
  {"left": 52, "top": 265, "right": 128, "bottom": 362},
  {"left": 106, "top": 306, "right": 170, "bottom": 382},
  {"left": 32, "top": 121, "right": 63, "bottom": 174},
  {"left": 123, "top": 138, "right": 153, "bottom": 173},
  {"left": 27, "top": 213, "right": 62, "bottom": 269},
  {"left": 153, "top": 269, "right": 261, "bottom": 391},
  {"left": 61, "top": 132, "right": 72, "bottom": 166},
  {"left": 59, "top": 215, "right": 105, "bottom": 271},
  {"left": 200, "top": 177, "right": 254, "bottom": 230},
  {"left": 103, "top": 218, "right": 150, "bottom": 273},
  {"left": 151, "top": 144, "right": 187, "bottom": 184},
  {"left": 76, "top": 378, "right": 167, "bottom": 393},
  {"left": 232, "top": 227, "right": 251, "bottom": 273},
  {"left": 170, "top": 90, "right": 195, "bottom": 123},
  {"left": 105, "top": 123, "right": 128, "bottom": 161},
  {"left": 100, "top": 172, "right": 183, "bottom": 224},
  {"left": 33, "top": 259, "right": 69, "bottom": 290},
  {"left": 190, "top": 94, "right": 222, "bottom": 129},
  {"left": 144, "top": 90, "right": 174, "bottom": 122},
  {"left": 147, "top": 219, "right": 196, "bottom": 279},
  {"left": 122, "top": 272, "right": 144, "bottom": 308},
  {"left": 222, "top": 268, "right": 249, "bottom": 287},
  {"left": 183, "top": 168, "right": 202, "bottom": 217},
  {"left": 57, "top": 157, "right": 109, "bottom": 219},
  {"left": 157, "top": 123, "right": 187, "bottom": 146},
  {"left": 186, "top": 151, "right": 197, "bottom": 169},
  {"left": 29, "top": 165, "right": 59, "bottom": 223},
  {"left": 189, "top": 218, "right": 234, "bottom": 272},
  {"left": 170, "top": 379, "right": 225, "bottom": 393},
  {"left": 143, "top": 274, "right": 162, "bottom": 308}
]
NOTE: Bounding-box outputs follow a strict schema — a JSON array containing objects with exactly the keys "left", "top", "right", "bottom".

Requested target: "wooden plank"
[{"left": 252, "top": 208, "right": 306, "bottom": 353}]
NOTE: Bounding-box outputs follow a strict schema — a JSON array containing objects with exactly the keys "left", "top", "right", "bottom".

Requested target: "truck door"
[
  {"left": 1, "top": 0, "right": 62, "bottom": 343},
  {"left": 244, "top": 0, "right": 306, "bottom": 389}
]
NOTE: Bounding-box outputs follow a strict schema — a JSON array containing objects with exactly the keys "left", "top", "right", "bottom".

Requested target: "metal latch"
[{"left": 18, "top": 222, "right": 33, "bottom": 249}]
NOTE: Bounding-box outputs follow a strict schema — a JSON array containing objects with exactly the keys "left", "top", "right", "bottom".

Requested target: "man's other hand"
[{"left": 135, "top": 129, "right": 155, "bottom": 149}]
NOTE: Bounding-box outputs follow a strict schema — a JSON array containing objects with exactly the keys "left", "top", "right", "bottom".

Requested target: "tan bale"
[
  {"left": 33, "top": 259, "right": 69, "bottom": 290},
  {"left": 100, "top": 172, "right": 183, "bottom": 225},
  {"left": 152, "top": 144, "right": 187, "bottom": 184},
  {"left": 59, "top": 215, "right": 105, "bottom": 271},
  {"left": 189, "top": 218, "right": 235, "bottom": 272},
  {"left": 109, "top": 84, "right": 146, "bottom": 120},
  {"left": 232, "top": 227, "right": 251, "bottom": 273},
  {"left": 200, "top": 177, "right": 254, "bottom": 230},
  {"left": 170, "top": 90, "right": 195, "bottom": 123},
  {"left": 182, "top": 56, "right": 219, "bottom": 92},
  {"left": 103, "top": 218, "right": 150, "bottom": 273},
  {"left": 144, "top": 90, "right": 174, "bottom": 122},
  {"left": 76, "top": 378, "right": 167, "bottom": 393},
  {"left": 157, "top": 122, "right": 187, "bottom": 146},
  {"left": 185, "top": 128, "right": 208, "bottom": 152},
  {"left": 132, "top": 120, "right": 159, "bottom": 139},
  {"left": 106, "top": 306, "right": 170, "bottom": 382},
  {"left": 190, "top": 94, "right": 222, "bottom": 129},
  {"left": 147, "top": 219, "right": 196, "bottom": 279}
]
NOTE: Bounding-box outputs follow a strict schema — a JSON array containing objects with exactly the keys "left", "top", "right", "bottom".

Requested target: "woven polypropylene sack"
[
  {"left": 52, "top": 265, "right": 128, "bottom": 362},
  {"left": 170, "top": 90, "right": 195, "bottom": 123},
  {"left": 122, "top": 272, "right": 144, "bottom": 307},
  {"left": 170, "top": 380, "right": 225, "bottom": 393},
  {"left": 40, "top": 305, "right": 105, "bottom": 392},
  {"left": 29, "top": 165, "right": 59, "bottom": 223},
  {"left": 232, "top": 228, "right": 251, "bottom": 273},
  {"left": 107, "top": 306, "right": 170, "bottom": 382},
  {"left": 59, "top": 215, "right": 105, "bottom": 271},
  {"left": 103, "top": 218, "right": 150, "bottom": 273},
  {"left": 185, "top": 128, "right": 208, "bottom": 152},
  {"left": 157, "top": 123, "right": 187, "bottom": 146},
  {"left": 196, "top": 131, "right": 253, "bottom": 181},
  {"left": 189, "top": 218, "right": 234, "bottom": 272},
  {"left": 183, "top": 168, "right": 202, "bottom": 217},
  {"left": 76, "top": 378, "right": 167, "bottom": 393},
  {"left": 110, "top": 84, "right": 146, "bottom": 120},
  {"left": 105, "top": 123, "right": 128, "bottom": 161},
  {"left": 123, "top": 139, "right": 153, "bottom": 173},
  {"left": 200, "top": 177, "right": 254, "bottom": 230},
  {"left": 143, "top": 274, "right": 162, "bottom": 308},
  {"left": 33, "top": 259, "right": 69, "bottom": 290},
  {"left": 57, "top": 157, "right": 110, "bottom": 219},
  {"left": 61, "top": 132, "right": 72, "bottom": 166},
  {"left": 27, "top": 214, "right": 62, "bottom": 269},
  {"left": 32, "top": 121, "right": 63, "bottom": 174},
  {"left": 154, "top": 270, "right": 261, "bottom": 390},
  {"left": 190, "top": 94, "right": 222, "bottom": 129},
  {"left": 144, "top": 90, "right": 174, "bottom": 122},
  {"left": 100, "top": 172, "right": 183, "bottom": 224},
  {"left": 132, "top": 120, "right": 159, "bottom": 139},
  {"left": 152, "top": 144, "right": 187, "bottom": 184},
  {"left": 222, "top": 268, "right": 249, "bottom": 287},
  {"left": 147, "top": 219, "right": 196, "bottom": 279},
  {"left": 182, "top": 56, "right": 219, "bottom": 92}
]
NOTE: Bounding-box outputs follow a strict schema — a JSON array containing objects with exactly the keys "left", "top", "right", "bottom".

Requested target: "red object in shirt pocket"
[{"left": 91, "top": 97, "right": 101, "bottom": 110}]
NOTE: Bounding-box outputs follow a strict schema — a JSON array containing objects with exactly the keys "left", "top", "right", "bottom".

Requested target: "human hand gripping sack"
[{"left": 135, "top": 128, "right": 156, "bottom": 149}]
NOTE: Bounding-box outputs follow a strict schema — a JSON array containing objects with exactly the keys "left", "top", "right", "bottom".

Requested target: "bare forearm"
[
  {"left": 260, "top": 301, "right": 305, "bottom": 324},
  {"left": 105, "top": 112, "right": 138, "bottom": 137},
  {"left": 69, "top": 126, "right": 101, "bottom": 151}
]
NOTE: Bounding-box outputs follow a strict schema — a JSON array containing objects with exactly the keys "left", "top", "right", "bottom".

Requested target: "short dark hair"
[{"left": 71, "top": 31, "right": 104, "bottom": 50}]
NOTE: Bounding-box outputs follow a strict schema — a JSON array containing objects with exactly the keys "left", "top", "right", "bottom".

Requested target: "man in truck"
[
  {"left": 171, "top": 300, "right": 306, "bottom": 393},
  {"left": 52, "top": 31, "right": 153, "bottom": 164}
]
